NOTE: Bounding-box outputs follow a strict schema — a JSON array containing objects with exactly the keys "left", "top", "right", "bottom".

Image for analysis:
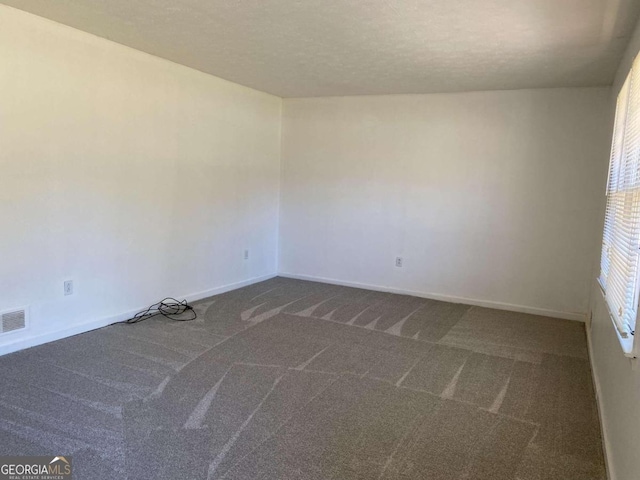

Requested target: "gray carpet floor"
[{"left": 0, "top": 277, "right": 605, "bottom": 479}]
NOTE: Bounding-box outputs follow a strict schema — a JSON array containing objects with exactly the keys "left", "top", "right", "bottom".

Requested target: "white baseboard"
[
  {"left": 278, "top": 272, "right": 587, "bottom": 322},
  {"left": 0, "top": 273, "right": 277, "bottom": 357},
  {"left": 180, "top": 273, "right": 277, "bottom": 304},
  {"left": 586, "top": 325, "right": 614, "bottom": 480}
]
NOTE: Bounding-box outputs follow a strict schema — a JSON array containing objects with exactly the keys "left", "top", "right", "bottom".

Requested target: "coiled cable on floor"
[{"left": 118, "top": 297, "right": 197, "bottom": 324}]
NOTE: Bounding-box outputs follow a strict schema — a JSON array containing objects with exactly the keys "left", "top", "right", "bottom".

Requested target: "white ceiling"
[{"left": 3, "top": 0, "right": 639, "bottom": 97}]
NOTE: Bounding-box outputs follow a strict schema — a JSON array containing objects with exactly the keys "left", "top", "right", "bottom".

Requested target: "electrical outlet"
[
  {"left": 395, "top": 257, "right": 403, "bottom": 268},
  {"left": 64, "top": 280, "right": 73, "bottom": 296},
  {"left": 244, "top": 249, "right": 249, "bottom": 260}
]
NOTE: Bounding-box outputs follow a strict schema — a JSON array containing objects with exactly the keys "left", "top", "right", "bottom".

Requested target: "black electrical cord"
[{"left": 117, "top": 297, "right": 197, "bottom": 324}]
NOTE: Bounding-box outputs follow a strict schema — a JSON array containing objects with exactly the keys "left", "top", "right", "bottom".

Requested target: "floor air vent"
[{"left": 1, "top": 308, "right": 27, "bottom": 334}]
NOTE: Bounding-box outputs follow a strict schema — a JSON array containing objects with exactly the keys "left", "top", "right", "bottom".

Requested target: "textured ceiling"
[{"left": 2, "top": 0, "right": 639, "bottom": 97}]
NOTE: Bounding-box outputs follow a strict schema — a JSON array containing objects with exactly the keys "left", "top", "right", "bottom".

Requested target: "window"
[{"left": 599, "top": 59, "right": 640, "bottom": 356}]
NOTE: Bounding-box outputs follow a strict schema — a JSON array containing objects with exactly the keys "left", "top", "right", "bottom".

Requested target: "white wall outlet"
[
  {"left": 64, "top": 280, "right": 73, "bottom": 296},
  {"left": 244, "top": 249, "right": 249, "bottom": 260},
  {"left": 395, "top": 257, "right": 403, "bottom": 268}
]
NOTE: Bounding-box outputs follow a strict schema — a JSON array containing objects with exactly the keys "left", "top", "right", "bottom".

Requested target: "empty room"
[{"left": 1, "top": 1, "right": 640, "bottom": 479}]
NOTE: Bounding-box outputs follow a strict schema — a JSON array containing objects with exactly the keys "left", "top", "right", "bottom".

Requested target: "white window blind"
[{"left": 599, "top": 61, "right": 640, "bottom": 343}]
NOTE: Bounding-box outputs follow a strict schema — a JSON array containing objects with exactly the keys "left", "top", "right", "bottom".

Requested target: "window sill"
[
  {"left": 598, "top": 285, "right": 637, "bottom": 359},
  {"left": 613, "top": 325, "right": 636, "bottom": 358}
]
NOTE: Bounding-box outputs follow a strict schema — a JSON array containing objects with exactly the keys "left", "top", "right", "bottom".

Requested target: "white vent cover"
[{"left": 1, "top": 307, "right": 28, "bottom": 334}]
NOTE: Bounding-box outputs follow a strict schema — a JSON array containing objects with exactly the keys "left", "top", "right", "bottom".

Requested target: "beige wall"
[
  {"left": 0, "top": 6, "right": 282, "bottom": 354},
  {"left": 588, "top": 15, "right": 640, "bottom": 480},
  {"left": 280, "top": 89, "right": 611, "bottom": 319}
]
